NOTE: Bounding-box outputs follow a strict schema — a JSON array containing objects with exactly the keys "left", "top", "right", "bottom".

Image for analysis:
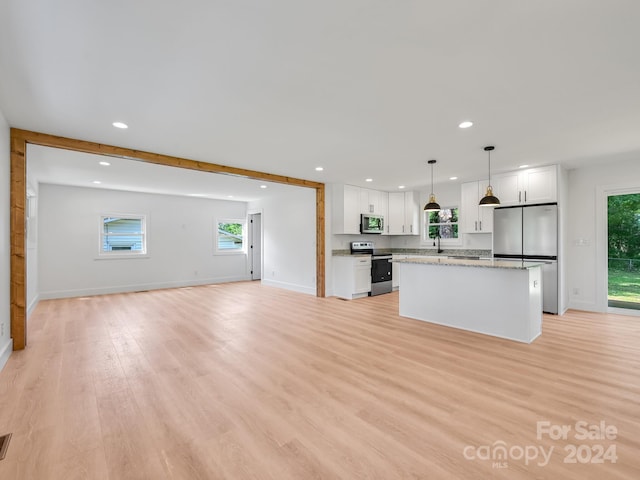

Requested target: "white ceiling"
[
  {"left": 2, "top": 1, "right": 640, "bottom": 194},
  {"left": 26, "top": 144, "right": 303, "bottom": 202}
]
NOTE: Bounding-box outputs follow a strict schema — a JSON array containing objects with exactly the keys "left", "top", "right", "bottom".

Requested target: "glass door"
[{"left": 607, "top": 193, "right": 640, "bottom": 309}]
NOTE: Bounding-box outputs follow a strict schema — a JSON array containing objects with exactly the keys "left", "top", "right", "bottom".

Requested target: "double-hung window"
[
  {"left": 215, "top": 219, "right": 245, "bottom": 254},
  {"left": 423, "top": 207, "right": 460, "bottom": 243},
  {"left": 100, "top": 215, "right": 147, "bottom": 255}
]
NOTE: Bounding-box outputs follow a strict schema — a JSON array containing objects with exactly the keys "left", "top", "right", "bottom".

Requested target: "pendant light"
[
  {"left": 424, "top": 159, "right": 441, "bottom": 211},
  {"left": 479, "top": 145, "right": 500, "bottom": 206}
]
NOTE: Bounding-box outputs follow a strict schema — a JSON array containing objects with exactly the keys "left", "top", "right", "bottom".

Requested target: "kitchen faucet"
[{"left": 433, "top": 232, "right": 443, "bottom": 254}]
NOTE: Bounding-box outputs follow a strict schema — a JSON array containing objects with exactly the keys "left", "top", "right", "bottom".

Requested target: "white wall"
[
  {"left": 39, "top": 184, "right": 249, "bottom": 298},
  {"left": 567, "top": 157, "right": 640, "bottom": 312},
  {"left": 249, "top": 186, "right": 317, "bottom": 295},
  {"left": 0, "top": 109, "right": 12, "bottom": 369}
]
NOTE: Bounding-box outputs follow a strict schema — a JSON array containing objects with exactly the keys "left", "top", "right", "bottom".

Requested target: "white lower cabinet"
[{"left": 333, "top": 256, "right": 372, "bottom": 299}]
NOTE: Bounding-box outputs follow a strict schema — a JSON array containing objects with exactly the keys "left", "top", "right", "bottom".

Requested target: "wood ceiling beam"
[{"left": 9, "top": 128, "right": 326, "bottom": 351}]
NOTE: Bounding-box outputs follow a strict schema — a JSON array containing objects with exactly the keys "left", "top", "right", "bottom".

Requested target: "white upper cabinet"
[
  {"left": 360, "top": 188, "right": 384, "bottom": 214},
  {"left": 332, "top": 184, "right": 361, "bottom": 234},
  {"left": 492, "top": 165, "right": 557, "bottom": 206},
  {"left": 333, "top": 185, "right": 390, "bottom": 235},
  {"left": 461, "top": 180, "right": 493, "bottom": 233},
  {"left": 404, "top": 191, "right": 420, "bottom": 235},
  {"left": 387, "top": 192, "right": 405, "bottom": 235},
  {"left": 387, "top": 191, "right": 420, "bottom": 235},
  {"left": 333, "top": 184, "right": 418, "bottom": 236},
  {"left": 522, "top": 166, "right": 557, "bottom": 204}
]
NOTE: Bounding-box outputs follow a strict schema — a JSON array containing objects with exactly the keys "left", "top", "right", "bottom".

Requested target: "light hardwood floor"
[{"left": 0, "top": 282, "right": 639, "bottom": 479}]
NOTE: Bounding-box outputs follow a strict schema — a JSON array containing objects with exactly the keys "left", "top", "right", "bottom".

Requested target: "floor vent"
[{"left": 0, "top": 433, "right": 11, "bottom": 461}]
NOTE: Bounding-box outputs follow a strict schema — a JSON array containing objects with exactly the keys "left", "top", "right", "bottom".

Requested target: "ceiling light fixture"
[
  {"left": 365, "top": 178, "right": 373, "bottom": 182},
  {"left": 423, "top": 160, "right": 441, "bottom": 212},
  {"left": 92, "top": 180, "right": 101, "bottom": 184},
  {"left": 99, "top": 161, "right": 111, "bottom": 166},
  {"left": 449, "top": 176, "right": 458, "bottom": 180},
  {"left": 315, "top": 166, "right": 324, "bottom": 171},
  {"left": 459, "top": 121, "right": 473, "bottom": 129},
  {"left": 112, "top": 122, "right": 128, "bottom": 129},
  {"left": 479, "top": 146, "right": 500, "bottom": 207},
  {"left": 260, "top": 185, "right": 267, "bottom": 189},
  {"left": 398, "top": 185, "right": 406, "bottom": 189},
  {"left": 519, "top": 164, "right": 529, "bottom": 169}
]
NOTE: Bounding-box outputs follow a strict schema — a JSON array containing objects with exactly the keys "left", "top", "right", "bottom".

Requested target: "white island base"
[{"left": 397, "top": 259, "right": 543, "bottom": 343}]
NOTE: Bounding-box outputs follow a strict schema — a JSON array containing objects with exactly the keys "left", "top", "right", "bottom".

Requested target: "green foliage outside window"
[{"left": 427, "top": 208, "right": 459, "bottom": 239}]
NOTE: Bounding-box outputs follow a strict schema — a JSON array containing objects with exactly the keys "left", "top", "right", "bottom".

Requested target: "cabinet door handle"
[
  {"left": 410, "top": 225, "right": 413, "bottom": 233},
  {"left": 524, "top": 191, "right": 527, "bottom": 202},
  {"left": 518, "top": 191, "right": 521, "bottom": 203},
  {"left": 475, "top": 221, "right": 478, "bottom": 231},
  {"left": 402, "top": 225, "right": 405, "bottom": 233},
  {"left": 479, "top": 221, "right": 482, "bottom": 231}
]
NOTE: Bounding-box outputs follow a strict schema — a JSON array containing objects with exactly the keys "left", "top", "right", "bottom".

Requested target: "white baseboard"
[
  {"left": 566, "top": 300, "right": 602, "bottom": 313},
  {"left": 0, "top": 338, "right": 13, "bottom": 372},
  {"left": 39, "top": 276, "right": 251, "bottom": 300},
  {"left": 260, "top": 279, "right": 316, "bottom": 296},
  {"left": 27, "top": 294, "right": 40, "bottom": 318}
]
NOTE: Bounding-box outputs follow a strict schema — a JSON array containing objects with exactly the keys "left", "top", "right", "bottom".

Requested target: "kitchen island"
[{"left": 395, "top": 257, "right": 543, "bottom": 343}]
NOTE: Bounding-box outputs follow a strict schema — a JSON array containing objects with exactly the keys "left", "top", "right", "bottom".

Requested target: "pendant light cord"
[{"left": 430, "top": 162, "right": 434, "bottom": 195}]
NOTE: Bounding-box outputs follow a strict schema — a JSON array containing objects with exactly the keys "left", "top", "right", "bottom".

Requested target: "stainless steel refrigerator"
[{"left": 493, "top": 203, "right": 558, "bottom": 314}]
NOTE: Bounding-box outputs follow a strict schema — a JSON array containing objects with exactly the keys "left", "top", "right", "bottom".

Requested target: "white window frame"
[
  {"left": 422, "top": 206, "right": 462, "bottom": 246},
  {"left": 99, "top": 214, "right": 148, "bottom": 258},
  {"left": 215, "top": 218, "right": 246, "bottom": 255}
]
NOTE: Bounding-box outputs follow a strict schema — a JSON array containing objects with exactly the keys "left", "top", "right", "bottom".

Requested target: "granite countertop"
[
  {"left": 394, "top": 257, "right": 544, "bottom": 270},
  {"left": 332, "top": 249, "right": 491, "bottom": 257}
]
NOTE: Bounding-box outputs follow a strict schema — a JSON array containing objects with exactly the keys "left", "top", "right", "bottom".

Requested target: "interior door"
[{"left": 249, "top": 213, "right": 262, "bottom": 280}]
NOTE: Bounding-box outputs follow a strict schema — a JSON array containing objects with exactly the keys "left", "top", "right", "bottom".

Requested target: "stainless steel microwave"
[{"left": 361, "top": 214, "right": 384, "bottom": 234}]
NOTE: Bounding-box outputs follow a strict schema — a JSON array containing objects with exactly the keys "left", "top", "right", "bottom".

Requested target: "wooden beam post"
[
  {"left": 316, "top": 185, "right": 326, "bottom": 297},
  {"left": 10, "top": 130, "right": 26, "bottom": 350}
]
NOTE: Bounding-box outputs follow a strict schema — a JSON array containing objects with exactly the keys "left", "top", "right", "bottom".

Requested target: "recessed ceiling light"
[
  {"left": 449, "top": 176, "right": 458, "bottom": 180},
  {"left": 260, "top": 185, "right": 268, "bottom": 189},
  {"left": 458, "top": 121, "right": 473, "bottom": 129},
  {"left": 227, "top": 195, "right": 234, "bottom": 198},
  {"left": 99, "top": 161, "right": 111, "bottom": 166},
  {"left": 519, "top": 164, "right": 529, "bottom": 169},
  {"left": 398, "top": 185, "right": 406, "bottom": 189},
  {"left": 315, "top": 166, "right": 324, "bottom": 171},
  {"left": 92, "top": 180, "right": 101, "bottom": 184},
  {"left": 188, "top": 193, "right": 206, "bottom": 197},
  {"left": 365, "top": 178, "right": 373, "bottom": 182},
  {"left": 112, "top": 121, "right": 128, "bottom": 129}
]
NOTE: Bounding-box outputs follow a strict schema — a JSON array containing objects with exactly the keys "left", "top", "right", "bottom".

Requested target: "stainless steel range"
[{"left": 350, "top": 241, "right": 392, "bottom": 296}]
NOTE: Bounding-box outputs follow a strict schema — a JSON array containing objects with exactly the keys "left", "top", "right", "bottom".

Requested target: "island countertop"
[
  {"left": 394, "top": 257, "right": 543, "bottom": 270},
  {"left": 397, "top": 258, "right": 543, "bottom": 343}
]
